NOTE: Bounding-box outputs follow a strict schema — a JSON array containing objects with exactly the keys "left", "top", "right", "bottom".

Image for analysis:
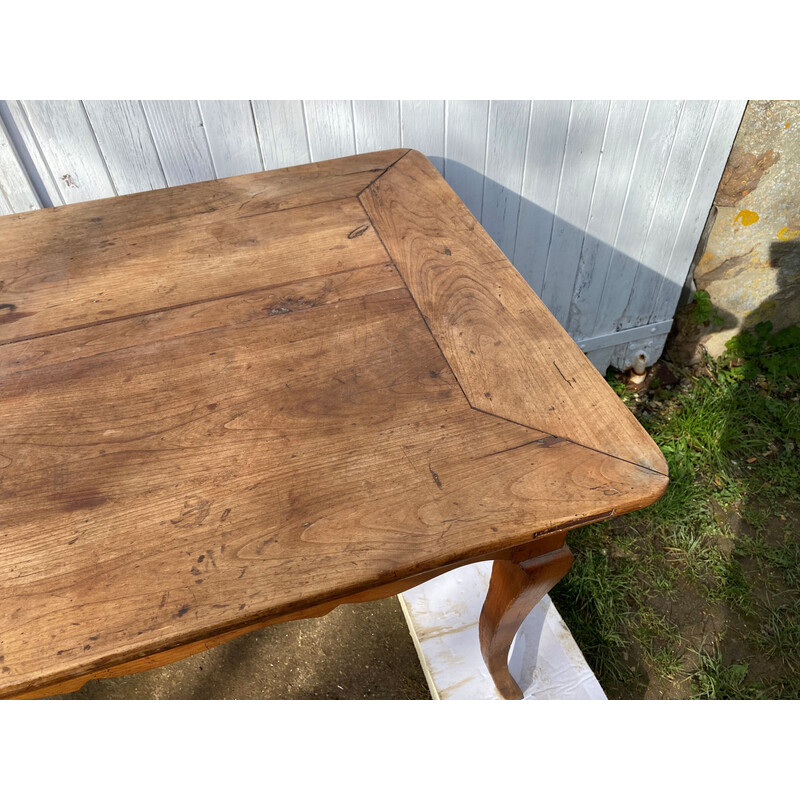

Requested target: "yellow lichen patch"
[
  {"left": 786, "top": 121, "right": 791, "bottom": 129},
  {"left": 734, "top": 209, "right": 760, "bottom": 226},
  {"left": 777, "top": 226, "right": 800, "bottom": 242}
]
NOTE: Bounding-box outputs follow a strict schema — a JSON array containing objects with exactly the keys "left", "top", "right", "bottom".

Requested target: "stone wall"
[{"left": 693, "top": 100, "right": 800, "bottom": 357}]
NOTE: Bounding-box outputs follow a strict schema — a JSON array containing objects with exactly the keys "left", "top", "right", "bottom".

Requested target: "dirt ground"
[
  {"left": 554, "top": 501, "right": 800, "bottom": 701},
  {"left": 46, "top": 597, "right": 431, "bottom": 700}
]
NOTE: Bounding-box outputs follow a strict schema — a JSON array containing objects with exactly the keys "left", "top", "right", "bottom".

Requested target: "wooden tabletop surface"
[{"left": 0, "top": 149, "right": 667, "bottom": 698}]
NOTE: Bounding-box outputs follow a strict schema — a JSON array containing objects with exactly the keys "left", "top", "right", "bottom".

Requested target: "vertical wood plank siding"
[
  {"left": 82, "top": 100, "right": 167, "bottom": 194},
  {"left": 19, "top": 100, "right": 117, "bottom": 202},
  {"left": 400, "top": 100, "right": 445, "bottom": 174},
  {"left": 198, "top": 101, "right": 263, "bottom": 178},
  {"left": 140, "top": 101, "right": 216, "bottom": 185},
  {"left": 443, "top": 100, "right": 490, "bottom": 220},
  {"left": 482, "top": 100, "right": 530, "bottom": 260},
  {"left": 304, "top": 101, "right": 356, "bottom": 162},
  {"left": 250, "top": 101, "right": 309, "bottom": 169},
  {"left": 0, "top": 99, "right": 745, "bottom": 372},
  {"left": 0, "top": 114, "right": 40, "bottom": 213},
  {"left": 513, "top": 101, "right": 572, "bottom": 297}
]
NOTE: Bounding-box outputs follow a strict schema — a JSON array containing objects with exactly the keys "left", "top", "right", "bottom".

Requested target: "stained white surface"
[
  {"left": 0, "top": 99, "right": 745, "bottom": 373},
  {"left": 400, "top": 561, "right": 606, "bottom": 701}
]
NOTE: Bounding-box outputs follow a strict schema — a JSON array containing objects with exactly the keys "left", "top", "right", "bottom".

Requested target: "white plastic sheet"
[{"left": 399, "top": 561, "right": 606, "bottom": 700}]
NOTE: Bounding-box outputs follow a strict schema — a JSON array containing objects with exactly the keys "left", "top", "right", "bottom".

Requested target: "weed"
[
  {"left": 722, "top": 321, "right": 800, "bottom": 382},
  {"left": 691, "top": 647, "right": 756, "bottom": 699},
  {"left": 691, "top": 290, "right": 724, "bottom": 328},
  {"left": 652, "top": 645, "right": 684, "bottom": 680}
]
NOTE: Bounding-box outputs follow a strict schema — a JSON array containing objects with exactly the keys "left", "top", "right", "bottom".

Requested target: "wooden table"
[{"left": 0, "top": 149, "right": 667, "bottom": 700}]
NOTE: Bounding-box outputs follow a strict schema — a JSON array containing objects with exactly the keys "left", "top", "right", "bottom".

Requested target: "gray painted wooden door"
[{"left": 0, "top": 99, "right": 745, "bottom": 373}]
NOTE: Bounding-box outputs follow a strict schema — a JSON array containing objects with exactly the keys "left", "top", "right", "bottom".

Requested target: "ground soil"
[
  {"left": 593, "top": 364, "right": 800, "bottom": 700},
  {"left": 47, "top": 598, "right": 431, "bottom": 700}
]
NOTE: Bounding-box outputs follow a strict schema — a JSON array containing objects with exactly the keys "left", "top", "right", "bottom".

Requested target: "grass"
[{"left": 549, "top": 321, "right": 800, "bottom": 699}]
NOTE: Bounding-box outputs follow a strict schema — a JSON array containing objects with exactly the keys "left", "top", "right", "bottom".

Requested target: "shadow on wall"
[
  {"left": 669, "top": 236, "right": 800, "bottom": 365},
  {"left": 755, "top": 239, "right": 800, "bottom": 330},
  {"left": 438, "top": 159, "right": 688, "bottom": 373}
]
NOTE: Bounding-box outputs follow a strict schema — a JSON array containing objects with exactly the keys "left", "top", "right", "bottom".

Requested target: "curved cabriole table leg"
[{"left": 479, "top": 539, "right": 574, "bottom": 700}]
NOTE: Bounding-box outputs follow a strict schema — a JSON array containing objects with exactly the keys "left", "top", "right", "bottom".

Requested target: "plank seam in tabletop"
[
  {"left": 0, "top": 260, "right": 395, "bottom": 349},
  {"left": 0, "top": 201, "right": 385, "bottom": 344},
  {"left": 229, "top": 151, "right": 405, "bottom": 219},
  {"left": 0, "top": 150, "right": 409, "bottom": 346},
  {"left": 233, "top": 195, "right": 378, "bottom": 220},
  {"left": 358, "top": 149, "right": 668, "bottom": 477},
  {"left": 356, "top": 148, "right": 411, "bottom": 194}
]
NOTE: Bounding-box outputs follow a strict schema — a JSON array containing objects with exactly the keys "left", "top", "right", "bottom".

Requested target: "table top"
[{"left": 0, "top": 149, "right": 667, "bottom": 698}]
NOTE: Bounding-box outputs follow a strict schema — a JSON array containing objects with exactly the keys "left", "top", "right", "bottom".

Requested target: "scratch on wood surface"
[
  {"left": 399, "top": 446, "right": 419, "bottom": 476},
  {"left": 476, "top": 437, "right": 560, "bottom": 459},
  {"left": 552, "top": 361, "right": 576, "bottom": 388}
]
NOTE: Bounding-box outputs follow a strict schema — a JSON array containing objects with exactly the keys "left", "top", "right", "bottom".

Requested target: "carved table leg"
[{"left": 479, "top": 539, "right": 574, "bottom": 699}]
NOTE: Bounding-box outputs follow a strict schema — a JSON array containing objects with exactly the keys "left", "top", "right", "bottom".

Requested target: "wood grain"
[
  {"left": 360, "top": 149, "right": 668, "bottom": 474},
  {"left": 0, "top": 148, "right": 405, "bottom": 258},
  {"left": 0, "top": 276, "right": 663, "bottom": 696},
  {"left": 540, "top": 100, "right": 610, "bottom": 327},
  {"left": 14, "top": 531, "right": 573, "bottom": 700},
  {"left": 83, "top": 100, "right": 168, "bottom": 195},
  {"left": 0, "top": 115, "right": 40, "bottom": 213},
  {"left": 251, "top": 101, "right": 310, "bottom": 169},
  {"left": 0, "top": 100, "right": 746, "bottom": 376},
  {"left": 443, "top": 100, "right": 489, "bottom": 220},
  {"left": 140, "top": 101, "right": 216, "bottom": 186},
  {"left": 0, "top": 150, "right": 668, "bottom": 699},
  {"left": 482, "top": 100, "right": 531, "bottom": 259},
  {"left": 479, "top": 536, "right": 574, "bottom": 699},
  {"left": 198, "top": 101, "right": 264, "bottom": 179},
  {"left": 20, "top": 100, "right": 117, "bottom": 203},
  {"left": 513, "top": 100, "right": 572, "bottom": 295},
  {"left": 0, "top": 264, "right": 400, "bottom": 376},
  {"left": 304, "top": 101, "right": 356, "bottom": 162},
  {"left": 0, "top": 195, "right": 388, "bottom": 344}
]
